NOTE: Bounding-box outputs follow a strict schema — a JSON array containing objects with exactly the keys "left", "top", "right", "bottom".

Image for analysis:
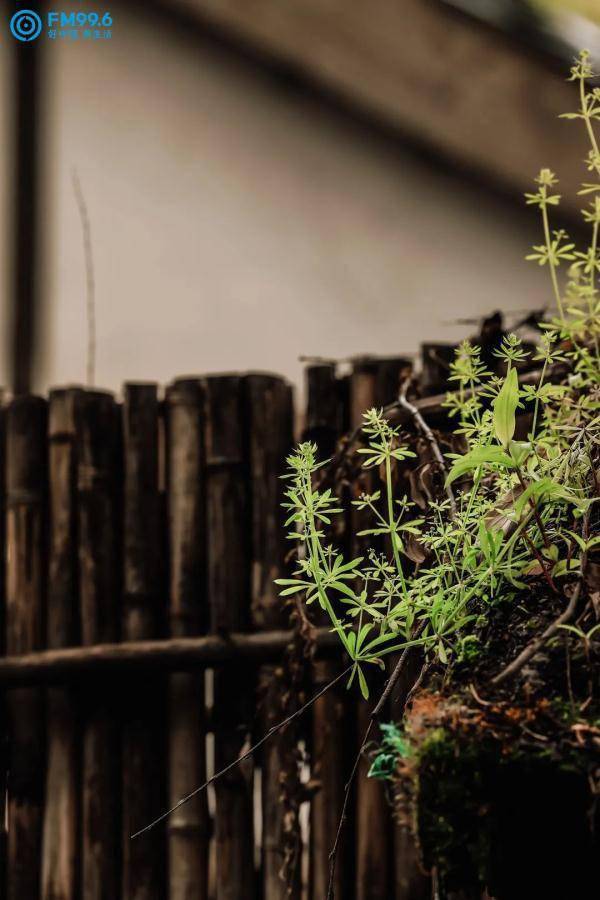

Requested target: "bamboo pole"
[
  {"left": 351, "top": 358, "right": 429, "bottom": 900},
  {"left": 204, "top": 375, "right": 255, "bottom": 900},
  {"left": 0, "top": 627, "right": 339, "bottom": 685},
  {"left": 305, "top": 363, "right": 355, "bottom": 900},
  {"left": 350, "top": 359, "right": 402, "bottom": 900},
  {"left": 122, "top": 383, "right": 166, "bottom": 899},
  {"left": 245, "top": 373, "right": 298, "bottom": 900},
  {"left": 5, "top": 395, "right": 47, "bottom": 899},
  {"left": 77, "top": 390, "right": 120, "bottom": 900},
  {"left": 42, "top": 388, "right": 81, "bottom": 900},
  {"left": 0, "top": 401, "right": 6, "bottom": 891},
  {"left": 165, "top": 378, "right": 209, "bottom": 900}
]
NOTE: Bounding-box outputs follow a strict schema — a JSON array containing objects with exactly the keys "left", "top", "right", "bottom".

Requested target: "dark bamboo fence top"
[{"left": 0, "top": 361, "right": 444, "bottom": 900}]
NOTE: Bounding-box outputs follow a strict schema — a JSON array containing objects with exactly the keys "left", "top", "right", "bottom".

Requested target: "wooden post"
[
  {"left": 350, "top": 358, "right": 429, "bottom": 900},
  {"left": 165, "top": 379, "right": 209, "bottom": 900},
  {"left": 350, "top": 359, "right": 406, "bottom": 900},
  {"left": 42, "top": 388, "right": 81, "bottom": 900},
  {"left": 420, "top": 344, "right": 456, "bottom": 396},
  {"left": 0, "top": 402, "right": 6, "bottom": 890},
  {"left": 305, "top": 364, "right": 355, "bottom": 900},
  {"left": 5, "top": 396, "right": 47, "bottom": 899},
  {"left": 245, "top": 374, "right": 298, "bottom": 900},
  {"left": 122, "top": 384, "right": 166, "bottom": 900},
  {"left": 204, "top": 375, "right": 254, "bottom": 900},
  {"left": 389, "top": 604, "right": 430, "bottom": 900},
  {"left": 77, "top": 390, "right": 120, "bottom": 900}
]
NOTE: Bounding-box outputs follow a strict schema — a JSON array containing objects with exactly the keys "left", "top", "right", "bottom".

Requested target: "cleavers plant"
[{"left": 277, "top": 50, "right": 600, "bottom": 699}]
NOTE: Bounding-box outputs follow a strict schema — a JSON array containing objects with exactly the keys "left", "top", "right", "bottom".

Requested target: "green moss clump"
[
  {"left": 413, "top": 724, "right": 599, "bottom": 899},
  {"left": 416, "top": 727, "right": 491, "bottom": 894}
]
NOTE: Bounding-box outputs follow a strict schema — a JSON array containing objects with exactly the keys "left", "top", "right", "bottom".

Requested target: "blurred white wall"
[{"left": 40, "top": 6, "right": 553, "bottom": 394}]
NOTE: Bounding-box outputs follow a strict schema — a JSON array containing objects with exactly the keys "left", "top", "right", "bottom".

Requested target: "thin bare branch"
[
  {"left": 370, "top": 620, "right": 426, "bottom": 719},
  {"left": 326, "top": 717, "right": 374, "bottom": 900},
  {"left": 491, "top": 510, "right": 590, "bottom": 686},
  {"left": 327, "top": 641, "right": 427, "bottom": 897},
  {"left": 397, "top": 378, "right": 457, "bottom": 519},
  {"left": 491, "top": 581, "right": 582, "bottom": 686},
  {"left": 71, "top": 168, "right": 96, "bottom": 387},
  {"left": 131, "top": 663, "right": 352, "bottom": 839}
]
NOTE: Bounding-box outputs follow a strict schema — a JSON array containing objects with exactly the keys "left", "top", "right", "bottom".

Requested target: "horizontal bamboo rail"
[{"left": 0, "top": 628, "right": 340, "bottom": 685}]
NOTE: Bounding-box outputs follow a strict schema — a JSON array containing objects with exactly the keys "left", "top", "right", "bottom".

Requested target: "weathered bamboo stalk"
[
  {"left": 5, "top": 396, "right": 47, "bottom": 899},
  {"left": 0, "top": 402, "right": 6, "bottom": 892},
  {"left": 353, "top": 358, "right": 430, "bottom": 900},
  {"left": 122, "top": 384, "right": 166, "bottom": 900},
  {"left": 205, "top": 375, "right": 255, "bottom": 900},
  {"left": 306, "top": 363, "right": 354, "bottom": 900},
  {"left": 351, "top": 359, "right": 401, "bottom": 900},
  {"left": 42, "top": 388, "right": 81, "bottom": 900},
  {"left": 0, "top": 627, "right": 339, "bottom": 685},
  {"left": 388, "top": 615, "right": 430, "bottom": 900},
  {"left": 245, "top": 373, "right": 298, "bottom": 900},
  {"left": 165, "top": 378, "right": 209, "bottom": 900},
  {"left": 77, "top": 390, "right": 120, "bottom": 900}
]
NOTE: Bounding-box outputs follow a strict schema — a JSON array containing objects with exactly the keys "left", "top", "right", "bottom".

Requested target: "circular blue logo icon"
[{"left": 10, "top": 9, "right": 42, "bottom": 41}]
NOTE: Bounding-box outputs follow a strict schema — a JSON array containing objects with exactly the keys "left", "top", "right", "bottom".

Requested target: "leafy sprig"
[{"left": 277, "top": 49, "right": 599, "bottom": 702}]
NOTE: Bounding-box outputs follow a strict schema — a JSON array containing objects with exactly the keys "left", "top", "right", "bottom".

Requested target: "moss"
[
  {"left": 456, "top": 635, "right": 481, "bottom": 664},
  {"left": 416, "top": 727, "right": 492, "bottom": 892},
  {"left": 411, "top": 724, "right": 599, "bottom": 899}
]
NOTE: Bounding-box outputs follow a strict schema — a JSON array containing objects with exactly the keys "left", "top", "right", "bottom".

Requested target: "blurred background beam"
[
  {"left": 160, "top": 0, "right": 592, "bottom": 218},
  {"left": 9, "top": 26, "right": 43, "bottom": 396}
]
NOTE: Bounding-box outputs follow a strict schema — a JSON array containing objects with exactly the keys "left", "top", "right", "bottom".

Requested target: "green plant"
[
  {"left": 276, "top": 50, "right": 599, "bottom": 702},
  {"left": 368, "top": 722, "right": 411, "bottom": 779}
]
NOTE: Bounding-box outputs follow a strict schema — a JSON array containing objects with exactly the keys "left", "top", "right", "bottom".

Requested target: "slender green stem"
[
  {"left": 589, "top": 217, "right": 600, "bottom": 358},
  {"left": 385, "top": 453, "right": 408, "bottom": 597},
  {"left": 513, "top": 462, "right": 550, "bottom": 550},
  {"left": 590, "top": 218, "right": 598, "bottom": 293},
  {"left": 303, "top": 474, "right": 351, "bottom": 655},
  {"left": 579, "top": 73, "right": 600, "bottom": 357},
  {"left": 530, "top": 357, "right": 548, "bottom": 441},
  {"left": 468, "top": 376, "right": 482, "bottom": 428},
  {"left": 580, "top": 75, "right": 600, "bottom": 163},
  {"left": 541, "top": 200, "right": 565, "bottom": 324},
  {"left": 458, "top": 423, "right": 495, "bottom": 582}
]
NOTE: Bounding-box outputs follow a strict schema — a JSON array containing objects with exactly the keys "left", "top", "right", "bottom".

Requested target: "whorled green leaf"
[
  {"left": 445, "top": 445, "right": 514, "bottom": 486},
  {"left": 493, "top": 367, "right": 519, "bottom": 448}
]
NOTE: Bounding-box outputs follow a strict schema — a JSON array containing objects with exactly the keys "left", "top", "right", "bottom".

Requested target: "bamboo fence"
[{"left": 0, "top": 362, "right": 439, "bottom": 899}]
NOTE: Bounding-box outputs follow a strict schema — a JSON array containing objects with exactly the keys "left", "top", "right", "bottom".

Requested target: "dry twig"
[
  {"left": 326, "top": 717, "right": 374, "bottom": 900},
  {"left": 72, "top": 168, "right": 96, "bottom": 387},
  {"left": 326, "top": 636, "right": 426, "bottom": 897},
  {"left": 491, "top": 510, "right": 590, "bottom": 686},
  {"left": 397, "top": 378, "right": 457, "bottom": 519},
  {"left": 131, "top": 663, "right": 352, "bottom": 839}
]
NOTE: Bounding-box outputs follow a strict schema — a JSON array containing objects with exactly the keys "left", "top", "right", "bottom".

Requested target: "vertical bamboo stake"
[
  {"left": 375, "top": 361, "right": 431, "bottom": 900},
  {"left": 204, "top": 375, "right": 254, "bottom": 900},
  {"left": 389, "top": 626, "right": 430, "bottom": 900},
  {"left": 77, "top": 390, "right": 120, "bottom": 900},
  {"left": 122, "top": 383, "right": 165, "bottom": 899},
  {"left": 350, "top": 359, "right": 400, "bottom": 900},
  {"left": 245, "top": 374, "right": 297, "bottom": 900},
  {"left": 0, "top": 402, "right": 6, "bottom": 891},
  {"left": 42, "top": 387, "right": 81, "bottom": 900},
  {"left": 305, "top": 364, "right": 355, "bottom": 900},
  {"left": 5, "top": 396, "right": 47, "bottom": 900},
  {"left": 394, "top": 825, "right": 431, "bottom": 900},
  {"left": 165, "top": 379, "right": 209, "bottom": 900}
]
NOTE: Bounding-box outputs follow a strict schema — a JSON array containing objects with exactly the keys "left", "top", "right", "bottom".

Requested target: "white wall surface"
[{"left": 38, "top": 6, "right": 554, "bottom": 395}]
